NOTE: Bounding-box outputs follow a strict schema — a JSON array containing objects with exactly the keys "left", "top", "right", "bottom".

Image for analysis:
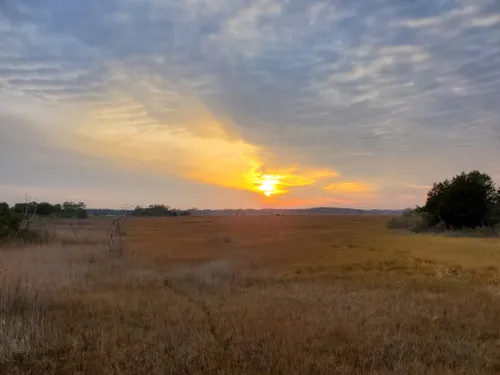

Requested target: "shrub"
[
  {"left": 0, "top": 204, "right": 22, "bottom": 242},
  {"left": 388, "top": 212, "right": 419, "bottom": 230},
  {"left": 387, "top": 211, "right": 441, "bottom": 233},
  {"left": 420, "top": 170, "right": 500, "bottom": 229}
]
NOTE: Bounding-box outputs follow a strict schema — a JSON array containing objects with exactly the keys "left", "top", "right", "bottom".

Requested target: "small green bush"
[
  {"left": 387, "top": 209, "right": 429, "bottom": 232},
  {"left": 0, "top": 204, "right": 22, "bottom": 243}
]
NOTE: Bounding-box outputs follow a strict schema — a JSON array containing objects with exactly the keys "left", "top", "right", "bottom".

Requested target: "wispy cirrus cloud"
[
  {"left": 396, "top": 5, "right": 478, "bottom": 28},
  {"left": 70, "top": 66, "right": 341, "bottom": 202},
  {"left": 210, "top": 0, "right": 283, "bottom": 57},
  {"left": 468, "top": 14, "right": 500, "bottom": 27}
]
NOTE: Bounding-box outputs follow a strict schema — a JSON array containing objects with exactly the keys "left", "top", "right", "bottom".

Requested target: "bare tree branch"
[{"left": 21, "top": 194, "right": 38, "bottom": 229}]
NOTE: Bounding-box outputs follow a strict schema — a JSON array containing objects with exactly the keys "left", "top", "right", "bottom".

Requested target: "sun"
[{"left": 256, "top": 174, "right": 282, "bottom": 197}]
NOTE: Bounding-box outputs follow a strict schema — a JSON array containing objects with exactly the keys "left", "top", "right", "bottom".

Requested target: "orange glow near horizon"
[
  {"left": 69, "top": 77, "right": 375, "bottom": 205},
  {"left": 245, "top": 166, "right": 334, "bottom": 198}
]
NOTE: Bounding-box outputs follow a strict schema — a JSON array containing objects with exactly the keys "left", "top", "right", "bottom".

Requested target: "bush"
[
  {"left": 0, "top": 204, "right": 21, "bottom": 242},
  {"left": 387, "top": 210, "right": 441, "bottom": 233},
  {"left": 420, "top": 170, "right": 500, "bottom": 229},
  {"left": 387, "top": 209, "right": 423, "bottom": 231},
  {"left": 62, "top": 201, "right": 88, "bottom": 219},
  {"left": 1, "top": 202, "right": 59, "bottom": 246}
]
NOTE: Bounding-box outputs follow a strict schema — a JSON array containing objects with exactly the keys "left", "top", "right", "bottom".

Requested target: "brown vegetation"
[{"left": 1, "top": 215, "right": 500, "bottom": 374}]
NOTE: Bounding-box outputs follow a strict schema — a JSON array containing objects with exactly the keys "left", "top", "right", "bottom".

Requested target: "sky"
[{"left": 1, "top": 0, "right": 499, "bottom": 209}]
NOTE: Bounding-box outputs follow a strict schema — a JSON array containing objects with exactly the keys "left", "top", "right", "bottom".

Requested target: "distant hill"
[
  {"left": 186, "top": 207, "right": 404, "bottom": 216},
  {"left": 87, "top": 207, "right": 404, "bottom": 217}
]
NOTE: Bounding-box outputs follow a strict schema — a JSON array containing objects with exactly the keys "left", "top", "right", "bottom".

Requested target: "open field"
[{"left": 2, "top": 215, "right": 500, "bottom": 374}]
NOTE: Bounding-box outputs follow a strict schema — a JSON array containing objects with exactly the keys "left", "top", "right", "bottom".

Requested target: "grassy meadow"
[{"left": 1, "top": 215, "right": 500, "bottom": 374}]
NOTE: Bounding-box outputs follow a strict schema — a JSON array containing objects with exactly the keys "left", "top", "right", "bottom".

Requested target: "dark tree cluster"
[
  {"left": 132, "top": 204, "right": 191, "bottom": 217},
  {"left": 0, "top": 203, "right": 21, "bottom": 240},
  {"left": 11, "top": 201, "right": 88, "bottom": 219},
  {"left": 0, "top": 200, "right": 89, "bottom": 242},
  {"left": 418, "top": 170, "right": 500, "bottom": 229},
  {"left": 59, "top": 201, "right": 89, "bottom": 219}
]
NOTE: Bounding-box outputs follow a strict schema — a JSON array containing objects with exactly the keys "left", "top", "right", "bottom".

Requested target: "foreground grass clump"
[{"left": 1, "top": 215, "right": 500, "bottom": 374}]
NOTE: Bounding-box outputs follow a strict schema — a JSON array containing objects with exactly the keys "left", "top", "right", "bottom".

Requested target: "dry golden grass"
[{"left": 1, "top": 215, "right": 500, "bottom": 374}]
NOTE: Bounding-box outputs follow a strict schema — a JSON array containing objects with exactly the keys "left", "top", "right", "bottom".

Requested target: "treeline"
[
  {"left": 390, "top": 170, "right": 500, "bottom": 233},
  {"left": 132, "top": 204, "right": 191, "bottom": 217},
  {"left": 9, "top": 201, "right": 89, "bottom": 219},
  {"left": 0, "top": 201, "right": 88, "bottom": 219},
  {"left": 0, "top": 201, "right": 89, "bottom": 241}
]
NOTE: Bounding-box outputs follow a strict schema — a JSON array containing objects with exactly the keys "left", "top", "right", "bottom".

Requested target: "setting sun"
[{"left": 256, "top": 174, "right": 283, "bottom": 197}]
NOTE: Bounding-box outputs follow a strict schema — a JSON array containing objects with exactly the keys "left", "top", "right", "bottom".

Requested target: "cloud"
[
  {"left": 396, "top": 5, "right": 478, "bottom": 28},
  {"left": 468, "top": 14, "right": 500, "bottom": 28},
  {"left": 307, "top": 42, "right": 432, "bottom": 114},
  {"left": 209, "top": 0, "right": 283, "bottom": 57},
  {"left": 404, "top": 183, "right": 433, "bottom": 190},
  {"left": 324, "top": 181, "right": 375, "bottom": 194},
  {"left": 0, "top": 0, "right": 500, "bottom": 209},
  {"left": 67, "top": 66, "right": 344, "bottom": 199},
  {"left": 398, "top": 17, "right": 443, "bottom": 28}
]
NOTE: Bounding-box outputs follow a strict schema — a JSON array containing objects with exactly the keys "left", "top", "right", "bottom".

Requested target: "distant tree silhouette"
[
  {"left": 37, "top": 202, "right": 55, "bottom": 216},
  {"left": 421, "top": 170, "right": 500, "bottom": 229},
  {"left": 61, "top": 201, "right": 88, "bottom": 218},
  {"left": 132, "top": 204, "right": 190, "bottom": 217},
  {"left": 13, "top": 201, "right": 83, "bottom": 219}
]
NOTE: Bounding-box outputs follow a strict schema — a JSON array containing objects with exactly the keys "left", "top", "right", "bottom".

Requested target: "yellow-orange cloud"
[
  {"left": 53, "top": 67, "right": 371, "bottom": 204},
  {"left": 70, "top": 83, "right": 337, "bottom": 198},
  {"left": 248, "top": 167, "right": 337, "bottom": 197},
  {"left": 324, "top": 181, "right": 375, "bottom": 194}
]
